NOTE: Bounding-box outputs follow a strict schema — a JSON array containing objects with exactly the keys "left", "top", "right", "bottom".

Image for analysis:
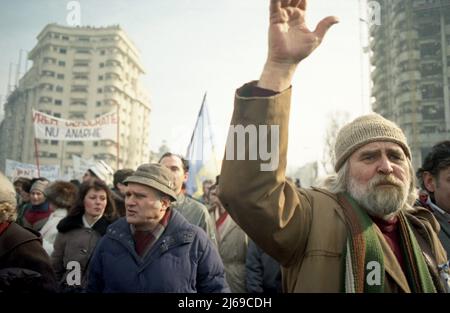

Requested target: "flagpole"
[
  {"left": 116, "top": 103, "right": 120, "bottom": 170},
  {"left": 186, "top": 92, "right": 207, "bottom": 157},
  {"left": 32, "top": 109, "right": 41, "bottom": 177}
]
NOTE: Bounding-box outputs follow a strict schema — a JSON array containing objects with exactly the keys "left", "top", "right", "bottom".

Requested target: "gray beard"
[{"left": 347, "top": 174, "right": 409, "bottom": 220}]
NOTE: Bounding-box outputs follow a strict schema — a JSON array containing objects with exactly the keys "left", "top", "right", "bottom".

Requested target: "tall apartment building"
[
  {"left": 369, "top": 0, "right": 450, "bottom": 168},
  {"left": 0, "top": 24, "right": 151, "bottom": 176}
]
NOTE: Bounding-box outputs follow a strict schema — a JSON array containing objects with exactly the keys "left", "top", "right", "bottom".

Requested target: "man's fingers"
[
  {"left": 298, "top": 0, "right": 307, "bottom": 10},
  {"left": 280, "top": 0, "right": 292, "bottom": 8},
  {"left": 313, "top": 16, "right": 339, "bottom": 42},
  {"left": 270, "top": 0, "right": 282, "bottom": 14},
  {"left": 290, "top": 0, "right": 302, "bottom": 8}
]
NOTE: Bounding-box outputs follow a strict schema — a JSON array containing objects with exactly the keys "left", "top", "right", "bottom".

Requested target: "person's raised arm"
[{"left": 258, "top": 0, "right": 338, "bottom": 92}]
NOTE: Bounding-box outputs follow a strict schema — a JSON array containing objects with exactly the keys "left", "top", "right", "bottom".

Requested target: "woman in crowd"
[
  {"left": 52, "top": 179, "right": 117, "bottom": 292},
  {"left": 21, "top": 178, "right": 50, "bottom": 231},
  {"left": 41, "top": 181, "right": 78, "bottom": 256}
]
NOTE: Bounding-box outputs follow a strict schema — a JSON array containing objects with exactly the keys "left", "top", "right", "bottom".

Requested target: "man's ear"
[
  {"left": 423, "top": 171, "right": 436, "bottom": 193},
  {"left": 183, "top": 171, "right": 189, "bottom": 183},
  {"left": 160, "top": 196, "right": 171, "bottom": 211}
]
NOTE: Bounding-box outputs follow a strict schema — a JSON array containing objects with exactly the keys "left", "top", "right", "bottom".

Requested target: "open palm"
[{"left": 268, "top": 0, "right": 338, "bottom": 64}]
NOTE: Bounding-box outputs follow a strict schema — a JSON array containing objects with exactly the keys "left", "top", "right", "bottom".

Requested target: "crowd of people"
[{"left": 1, "top": 0, "right": 450, "bottom": 293}]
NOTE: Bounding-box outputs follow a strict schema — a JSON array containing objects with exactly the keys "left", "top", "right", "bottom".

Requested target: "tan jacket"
[{"left": 219, "top": 83, "right": 448, "bottom": 292}]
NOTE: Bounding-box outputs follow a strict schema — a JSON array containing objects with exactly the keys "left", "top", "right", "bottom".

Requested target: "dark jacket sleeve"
[
  {"left": 245, "top": 240, "right": 264, "bottom": 293},
  {"left": 86, "top": 239, "right": 105, "bottom": 293},
  {"left": 195, "top": 233, "right": 230, "bottom": 293},
  {"left": 8, "top": 240, "right": 57, "bottom": 292}
]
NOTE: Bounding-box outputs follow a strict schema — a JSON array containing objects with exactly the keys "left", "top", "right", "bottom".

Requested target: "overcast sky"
[{"left": 0, "top": 0, "right": 372, "bottom": 171}]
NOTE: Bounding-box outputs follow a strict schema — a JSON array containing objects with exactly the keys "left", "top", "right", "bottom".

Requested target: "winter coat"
[
  {"left": 218, "top": 82, "right": 449, "bottom": 292},
  {"left": 414, "top": 199, "right": 450, "bottom": 258},
  {"left": 87, "top": 209, "right": 229, "bottom": 293},
  {"left": 216, "top": 213, "right": 248, "bottom": 293},
  {"left": 173, "top": 194, "right": 218, "bottom": 246},
  {"left": 40, "top": 209, "right": 67, "bottom": 256},
  {"left": 52, "top": 214, "right": 111, "bottom": 291},
  {"left": 246, "top": 239, "right": 281, "bottom": 293},
  {"left": 0, "top": 222, "right": 57, "bottom": 292}
]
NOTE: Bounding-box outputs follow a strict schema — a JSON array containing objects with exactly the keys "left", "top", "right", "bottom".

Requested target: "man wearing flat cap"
[
  {"left": 87, "top": 163, "right": 229, "bottom": 293},
  {"left": 218, "top": 0, "right": 450, "bottom": 292}
]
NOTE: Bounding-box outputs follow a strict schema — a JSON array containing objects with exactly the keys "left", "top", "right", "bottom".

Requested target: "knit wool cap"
[
  {"left": 0, "top": 172, "right": 16, "bottom": 207},
  {"left": 123, "top": 163, "right": 177, "bottom": 202},
  {"left": 30, "top": 180, "right": 49, "bottom": 194},
  {"left": 334, "top": 113, "right": 411, "bottom": 172},
  {"left": 44, "top": 181, "right": 78, "bottom": 209}
]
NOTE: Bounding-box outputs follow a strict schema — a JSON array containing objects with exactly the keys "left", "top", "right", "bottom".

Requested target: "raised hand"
[{"left": 258, "top": 0, "right": 339, "bottom": 91}]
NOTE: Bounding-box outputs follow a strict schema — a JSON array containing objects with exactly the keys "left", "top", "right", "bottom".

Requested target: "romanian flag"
[{"left": 185, "top": 93, "right": 218, "bottom": 198}]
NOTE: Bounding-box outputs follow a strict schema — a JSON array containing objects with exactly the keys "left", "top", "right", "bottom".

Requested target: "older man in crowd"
[{"left": 218, "top": 0, "right": 449, "bottom": 292}]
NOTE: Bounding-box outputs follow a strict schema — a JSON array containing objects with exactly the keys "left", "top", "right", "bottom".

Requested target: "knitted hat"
[
  {"left": 123, "top": 163, "right": 177, "bottom": 202},
  {"left": 45, "top": 181, "right": 78, "bottom": 209},
  {"left": 89, "top": 161, "right": 114, "bottom": 184},
  {"left": 334, "top": 114, "right": 411, "bottom": 172},
  {"left": 0, "top": 172, "right": 16, "bottom": 207},
  {"left": 30, "top": 180, "right": 49, "bottom": 194}
]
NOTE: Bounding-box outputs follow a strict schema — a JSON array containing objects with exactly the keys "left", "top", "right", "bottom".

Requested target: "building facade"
[
  {"left": 0, "top": 24, "right": 151, "bottom": 177},
  {"left": 369, "top": 0, "right": 450, "bottom": 168}
]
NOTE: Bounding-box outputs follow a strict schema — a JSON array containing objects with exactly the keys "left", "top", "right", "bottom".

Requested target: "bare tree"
[{"left": 321, "top": 111, "right": 350, "bottom": 175}]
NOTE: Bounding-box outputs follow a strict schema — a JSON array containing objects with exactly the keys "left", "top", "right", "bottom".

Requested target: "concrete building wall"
[
  {"left": 0, "top": 24, "right": 151, "bottom": 176},
  {"left": 370, "top": 0, "right": 450, "bottom": 169}
]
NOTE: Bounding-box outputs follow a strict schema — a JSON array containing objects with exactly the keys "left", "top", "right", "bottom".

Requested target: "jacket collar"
[
  {"left": 106, "top": 210, "right": 195, "bottom": 264},
  {"left": 57, "top": 213, "right": 111, "bottom": 236}
]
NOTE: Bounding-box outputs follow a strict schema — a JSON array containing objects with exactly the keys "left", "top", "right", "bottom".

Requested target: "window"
[
  {"left": 59, "top": 48, "right": 67, "bottom": 54},
  {"left": 51, "top": 140, "right": 58, "bottom": 145},
  {"left": 69, "top": 112, "right": 86, "bottom": 119},
  {"left": 98, "top": 75, "right": 103, "bottom": 80},
  {"left": 53, "top": 113, "right": 61, "bottom": 118},
  {"left": 41, "top": 70, "right": 55, "bottom": 77},
  {"left": 74, "top": 61, "right": 89, "bottom": 67},
  {"left": 96, "top": 101, "right": 102, "bottom": 107},
  {"left": 99, "top": 62, "right": 105, "bottom": 68},
  {"left": 54, "top": 99, "right": 63, "bottom": 105},
  {"left": 70, "top": 99, "right": 87, "bottom": 106},
  {"left": 71, "top": 86, "right": 88, "bottom": 93},
  {"left": 39, "top": 97, "right": 52, "bottom": 103},
  {"left": 67, "top": 141, "right": 84, "bottom": 146},
  {"left": 97, "top": 88, "right": 103, "bottom": 94},
  {"left": 58, "top": 61, "right": 66, "bottom": 67},
  {"left": 48, "top": 153, "right": 58, "bottom": 158},
  {"left": 100, "top": 50, "right": 106, "bottom": 55},
  {"left": 57, "top": 73, "right": 65, "bottom": 80},
  {"left": 56, "top": 86, "right": 64, "bottom": 92},
  {"left": 62, "top": 36, "right": 69, "bottom": 40},
  {"left": 76, "top": 48, "right": 91, "bottom": 54}
]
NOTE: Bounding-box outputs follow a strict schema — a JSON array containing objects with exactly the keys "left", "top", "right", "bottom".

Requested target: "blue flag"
[{"left": 185, "top": 93, "right": 218, "bottom": 198}]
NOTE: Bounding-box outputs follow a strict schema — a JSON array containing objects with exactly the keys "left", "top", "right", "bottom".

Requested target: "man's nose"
[{"left": 377, "top": 155, "right": 394, "bottom": 175}]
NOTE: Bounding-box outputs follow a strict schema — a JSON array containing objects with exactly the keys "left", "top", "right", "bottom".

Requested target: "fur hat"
[
  {"left": 0, "top": 172, "right": 16, "bottom": 207},
  {"left": 89, "top": 161, "right": 114, "bottom": 185},
  {"left": 334, "top": 113, "right": 411, "bottom": 172},
  {"left": 45, "top": 181, "right": 78, "bottom": 209}
]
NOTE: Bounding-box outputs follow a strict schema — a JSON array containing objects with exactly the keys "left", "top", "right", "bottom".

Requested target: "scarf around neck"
[{"left": 339, "top": 192, "right": 436, "bottom": 293}]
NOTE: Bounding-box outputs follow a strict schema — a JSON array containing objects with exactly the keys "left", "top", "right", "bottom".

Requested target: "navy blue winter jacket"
[{"left": 86, "top": 209, "right": 229, "bottom": 293}]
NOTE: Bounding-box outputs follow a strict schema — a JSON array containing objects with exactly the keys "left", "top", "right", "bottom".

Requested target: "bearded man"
[{"left": 218, "top": 0, "right": 449, "bottom": 292}]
